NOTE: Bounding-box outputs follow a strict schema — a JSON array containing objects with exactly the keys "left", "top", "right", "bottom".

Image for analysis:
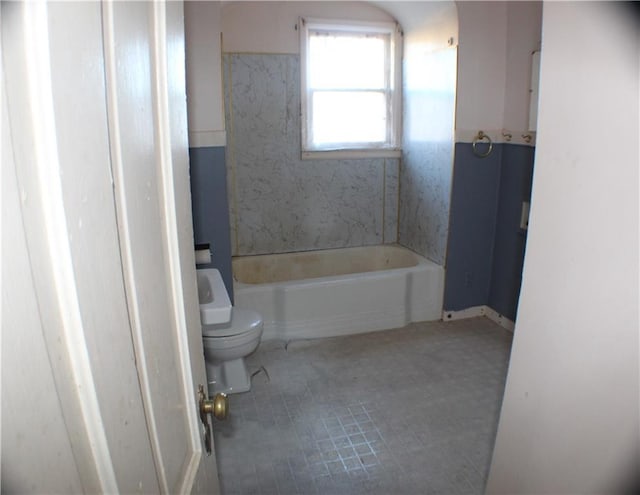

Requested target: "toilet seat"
[{"left": 202, "top": 308, "right": 262, "bottom": 338}]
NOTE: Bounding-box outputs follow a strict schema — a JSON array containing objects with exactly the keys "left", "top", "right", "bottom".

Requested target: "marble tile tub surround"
[
  {"left": 223, "top": 53, "right": 399, "bottom": 256},
  {"left": 213, "top": 317, "right": 512, "bottom": 494},
  {"left": 399, "top": 139, "right": 454, "bottom": 266},
  {"left": 398, "top": 47, "right": 457, "bottom": 266}
]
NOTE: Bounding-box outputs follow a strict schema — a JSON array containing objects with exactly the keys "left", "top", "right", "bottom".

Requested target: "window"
[{"left": 300, "top": 18, "right": 402, "bottom": 157}]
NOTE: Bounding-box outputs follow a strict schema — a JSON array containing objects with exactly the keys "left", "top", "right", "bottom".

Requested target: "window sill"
[{"left": 301, "top": 149, "right": 402, "bottom": 160}]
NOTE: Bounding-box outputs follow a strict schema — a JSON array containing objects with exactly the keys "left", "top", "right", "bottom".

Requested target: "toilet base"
[{"left": 207, "top": 358, "right": 251, "bottom": 395}]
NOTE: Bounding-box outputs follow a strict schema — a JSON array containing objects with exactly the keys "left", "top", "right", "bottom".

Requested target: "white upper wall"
[
  {"left": 455, "top": 1, "right": 541, "bottom": 137},
  {"left": 375, "top": 1, "right": 458, "bottom": 51},
  {"left": 456, "top": 1, "right": 507, "bottom": 132},
  {"left": 183, "top": 1, "right": 541, "bottom": 144},
  {"left": 487, "top": 2, "right": 639, "bottom": 492},
  {"left": 184, "top": 1, "right": 225, "bottom": 146},
  {"left": 221, "top": 1, "right": 395, "bottom": 54},
  {"left": 184, "top": 0, "right": 398, "bottom": 146},
  {"left": 503, "top": 1, "right": 542, "bottom": 131}
]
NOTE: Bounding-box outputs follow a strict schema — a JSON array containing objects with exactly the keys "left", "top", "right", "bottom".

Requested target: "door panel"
[
  {"left": 102, "top": 2, "right": 194, "bottom": 490},
  {"left": 3, "top": 1, "right": 158, "bottom": 491},
  {"left": 2, "top": 1, "right": 218, "bottom": 492},
  {"left": 45, "top": 3, "right": 162, "bottom": 490},
  {"left": 103, "top": 0, "right": 218, "bottom": 491},
  {"left": 2, "top": 60, "right": 84, "bottom": 494},
  {"left": 159, "top": 1, "right": 223, "bottom": 490}
]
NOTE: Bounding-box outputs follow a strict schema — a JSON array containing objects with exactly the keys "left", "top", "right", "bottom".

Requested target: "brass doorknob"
[
  {"left": 198, "top": 384, "right": 229, "bottom": 421},
  {"left": 197, "top": 385, "right": 229, "bottom": 455},
  {"left": 202, "top": 393, "right": 229, "bottom": 421}
]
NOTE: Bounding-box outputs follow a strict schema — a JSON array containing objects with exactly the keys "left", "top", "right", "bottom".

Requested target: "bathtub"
[{"left": 232, "top": 244, "right": 444, "bottom": 341}]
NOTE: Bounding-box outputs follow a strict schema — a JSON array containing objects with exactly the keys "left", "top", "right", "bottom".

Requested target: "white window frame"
[{"left": 299, "top": 17, "right": 402, "bottom": 159}]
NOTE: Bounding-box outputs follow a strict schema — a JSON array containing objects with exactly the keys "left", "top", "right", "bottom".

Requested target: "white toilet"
[{"left": 202, "top": 308, "right": 263, "bottom": 395}]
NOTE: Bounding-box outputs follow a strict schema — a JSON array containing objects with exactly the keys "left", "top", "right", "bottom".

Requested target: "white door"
[{"left": 2, "top": 1, "right": 219, "bottom": 493}]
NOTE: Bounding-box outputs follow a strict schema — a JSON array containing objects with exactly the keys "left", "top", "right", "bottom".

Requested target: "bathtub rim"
[{"left": 232, "top": 244, "right": 439, "bottom": 289}]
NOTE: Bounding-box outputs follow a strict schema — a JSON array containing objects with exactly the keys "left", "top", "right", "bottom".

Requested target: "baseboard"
[
  {"left": 442, "top": 306, "right": 485, "bottom": 321},
  {"left": 442, "top": 305, "right": 515, "bottom": 332},
  {"left": 483, "top": 306, "right": 515, "bottom": 332}
]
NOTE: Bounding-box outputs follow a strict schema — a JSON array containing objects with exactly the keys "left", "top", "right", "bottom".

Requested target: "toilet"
[{"left": 202, "top": 308, "right": 263, "bottom": 395}]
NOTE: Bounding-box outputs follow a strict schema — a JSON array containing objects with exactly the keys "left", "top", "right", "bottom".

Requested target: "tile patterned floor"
[{"left": 213, "top": 317, "right": 512, "bottom": 494}]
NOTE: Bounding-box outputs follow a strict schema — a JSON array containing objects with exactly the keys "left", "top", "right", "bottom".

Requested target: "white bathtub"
[{"left": 232, "top": 245, "right": 444, "bottom": 341}]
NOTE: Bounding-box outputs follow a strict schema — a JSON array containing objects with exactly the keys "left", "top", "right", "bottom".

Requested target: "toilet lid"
[{"left": 202, "top": 308, "right": 263, "bottom": 338}]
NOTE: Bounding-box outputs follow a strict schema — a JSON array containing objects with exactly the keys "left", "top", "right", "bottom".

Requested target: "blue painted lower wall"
[
  {"left": 488, "top": 145, "right": 535, "bottom": 319},
  {"left": 189, "top": 146, "right": 234, "bottom": 303},
  {"left": 445, "top": 143, "right": 503, "bottom": 311},
  {"left": 444, "top": 142, "right": 534, "bottom": 321}
]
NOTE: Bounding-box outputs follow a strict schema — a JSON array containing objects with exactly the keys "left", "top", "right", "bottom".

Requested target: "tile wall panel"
[
  {"left": 398, "top": 47, "right": 457, "bottom": 265},
  {"left": 399, "top": 140, "right": 454, "bottom": 264},
  {"left": 224, "top": 54, "right": 395, "bottom": 256},
  {"left": 222, "top": 55, "right": 237, "bottom": 256},
  {"left": 383, "top": 159, "right": 399, "bottom": 244}
]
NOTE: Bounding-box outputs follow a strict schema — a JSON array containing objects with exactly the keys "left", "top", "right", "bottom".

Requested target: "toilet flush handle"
[{"left": 197, "top": 384, "right": 229, "bottom": 455}]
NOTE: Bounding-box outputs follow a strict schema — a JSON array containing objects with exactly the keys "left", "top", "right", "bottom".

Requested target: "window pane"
[
  {"left": 309, "top": 32, "right": 386, "bottom": 90},
  {"left": 312, "top": 91, "right": 386, "bottom": 146}
]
